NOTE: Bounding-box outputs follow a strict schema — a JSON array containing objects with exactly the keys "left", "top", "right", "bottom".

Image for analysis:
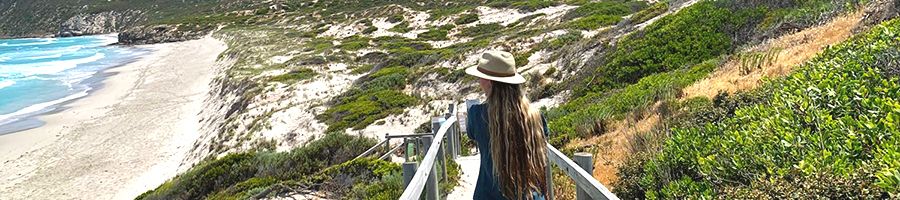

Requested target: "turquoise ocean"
[{"left": 0, "top": 34, "right": 147, "bottom": 133}]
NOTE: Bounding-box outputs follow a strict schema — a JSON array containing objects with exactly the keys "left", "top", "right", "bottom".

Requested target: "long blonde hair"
[{"left": 486, "top": 81, "right": 548, "bottom": 199}]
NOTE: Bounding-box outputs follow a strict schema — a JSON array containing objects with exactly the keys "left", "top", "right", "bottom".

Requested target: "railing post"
[
  {"left": 403, "top": 162, "right": 417, "bottom": 188},
  {"left": 546, "top": 156, "right": 554, "bottom": 200},
  {"left": 449, "top": 102, "right": 460, "bottom": 158},
  {"left": 574, "top": 153, "right": 594, "bottom": 200},
  {"left": 421, "top": 135, "right": 439, "bottom": 200},
  {"left": 403, "top": 138, "right": 409, "bottom": 161},
  {"left": 432, "top": 117, "right": 448, "bottom": 181},
  {"left": 447, "top": 120, "right": 459, "bottom": 159}
]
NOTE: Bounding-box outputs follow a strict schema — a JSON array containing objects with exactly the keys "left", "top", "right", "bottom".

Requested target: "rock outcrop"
[
  {"left": 117, "top": 24, "right": 210, "bottom": 45},
  {"left": 57, "top": 10, "right": 143, "bottom": 37}
]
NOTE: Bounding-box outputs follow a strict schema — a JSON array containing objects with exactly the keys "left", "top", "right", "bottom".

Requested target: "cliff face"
[
  {"left": 57, "top": 10, "right": 144, "bottom": 37},
  {"left": 116, "top": 24, "right": 210, "bottom": 45}
]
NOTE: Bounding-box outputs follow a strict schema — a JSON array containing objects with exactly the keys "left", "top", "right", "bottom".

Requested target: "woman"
[{"left": 465, "top": 51, "right": 550, "bottom": 200}]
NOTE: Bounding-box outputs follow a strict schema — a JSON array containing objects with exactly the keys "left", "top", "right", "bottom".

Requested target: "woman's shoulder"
[{"left": 467, "top": 103, "right": 487, "bottom": 114}]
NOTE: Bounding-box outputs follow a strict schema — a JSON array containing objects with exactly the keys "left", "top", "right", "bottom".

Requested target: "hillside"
[
  {"left": 0, "top": 0, "right": 254, "bottom": 38},
  {"left": 4, "top": 0, "right": 899, "bottom": 199},
  {"left": 145, "top": 0, "right": 900, "bottom": 198}
]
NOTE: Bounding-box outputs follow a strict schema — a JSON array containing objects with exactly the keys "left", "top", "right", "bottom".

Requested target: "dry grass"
[
  {"left": 682, "top": 10, "right": 865, "bottom": 99},
  {"left": 566, "top": 10, "right": 866, "bottom": 189},
  {"left": 563, "top": 104, "right": 662, "bottom": 189}
]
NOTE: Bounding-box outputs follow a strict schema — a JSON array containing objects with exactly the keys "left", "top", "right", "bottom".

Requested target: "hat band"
[{"left": 477, "top": 67, "right": 515, "bottom": 77}]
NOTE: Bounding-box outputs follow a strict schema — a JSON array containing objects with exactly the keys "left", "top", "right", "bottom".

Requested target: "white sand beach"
[{"left": 0, "top": 37, "right": 226, "bottom": 200}]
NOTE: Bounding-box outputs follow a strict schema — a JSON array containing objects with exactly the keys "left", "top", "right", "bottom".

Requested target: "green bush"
[
  {"left": 419, "top": 28, "right": 449, "bottom": 41},
  {"left": 340, "top": 36, "right": 371, "bottom": 51},
  {"left": 455, "top": 13, "right": 479, "bottom": 25},
  {"left": 631, "top": 18, "right": 900, "bottom": 198},
  {"left": 580, "top": 1, "right": 764, "bottom": 95},
  {"left": 563, "top": 1, "right": 636, "bottom": 20},
  {"left": 630, "top": 2, "right": 668, "bottom": 24},
  {"left": 318, "top": 67, "right": 418, "bottom": 132},
  {"left": 389, "top": 21, "right": 411, "bottom": 33},
  {"left": 566, "top": 15, "right": 623, "bottom": 30},
  {"left": 362, "top": 26, "right": 378, "bottom": 34},
  {"left": 270, "top": 68, "right": 317, "bottom": 83},
  {"left": 387, "top": 14, "right": 405, "bottom": 23},
  {"left": 486, "top": 0, "right": 559, "bottom": 12},
  {"left": 562, "top": 0, "right": 646, "bottom": 30},
  {"left": 137, "top": 132, "right": 379, "bottom": 200},
  {"left": 539, "top": 30, "right": 582, "bottom": 50},
  {"left": 458, "top": 23, "right": 503, "bottom": 37},
  {"left": 547, "top": 59, "right": 719, "bottom": 146}
]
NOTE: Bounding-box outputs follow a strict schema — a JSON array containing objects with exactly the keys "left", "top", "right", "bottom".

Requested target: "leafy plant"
[
  {"left": 270, "top": 68, "right": 317, "bottom": 83},
  {"left": 630, "top": 18, "right": 900, "bottom": 198},
  {"left": 455, "top": 13, "right": 479, "bottom": 25}
]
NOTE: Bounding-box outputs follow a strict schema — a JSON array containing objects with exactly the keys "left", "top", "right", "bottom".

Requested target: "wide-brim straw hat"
[{"left": 465, "top": 50, "right": 526, "bottom": 84}]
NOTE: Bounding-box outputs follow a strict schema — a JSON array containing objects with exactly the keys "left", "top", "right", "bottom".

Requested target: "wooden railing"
[
  {"left": 546, "top": 143, "right": 619, "bottom": 200},
  {"left": 357, "top": 101, "right": 619, "bottom": 200}
]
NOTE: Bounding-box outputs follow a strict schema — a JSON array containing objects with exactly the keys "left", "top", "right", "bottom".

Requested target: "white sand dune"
[{"left": 0, "top": 37, "right": 226, "bottom": 200}]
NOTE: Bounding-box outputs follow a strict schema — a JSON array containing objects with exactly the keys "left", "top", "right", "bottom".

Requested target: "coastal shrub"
[
  {"left": 136, "top": 132, "right": 379, "bottom": 200},
  {"left": 418, "top": 28, "right": 449, "bottom": 41},
  {"left": 578, "top": 1, "right": 764, "bottom": 95},
  {"left": 361, "top": 26, "right": 378, "bottom": 34},
  {"left": 539, "top": 30, "right": 582, "bottom": 50},
  {"left": 629, "top": 18, "right": 900, "bottom": 198},
  {"left": 566, "top": 15, "right": 623, "bottom": 30},
  {"left": 387, "top": 14, "right": 405, "bottom": 23},
  {"left": 318, "top": 66, "right": 418, "bottom": 132},
  {"left": 459, "top": 23, "right": 503, "bottom": 38},
  {"left": 547, "top": 59, "right": 719, "bottom": 146},
  {"left": 488, "top": 0, "right": 559, "bottom": 12},
  {"left": 455, "top": 13, "right": 479, "bottom": 25},
  {"left": 630, "top": 2, "right": 668, "bottom": 24},
  {"left": 562, "top": 0, "right": 646, "bottom": 30},
  {"left": 562, "top": 0, "right": 636, "bottom": 20},
  {"left": 339, "top": 36, "right": 371, "bottom": 51},
  {"left": 388, "top": 21, "right": 411, "bottom": 33},
  {"left": 270, "top": 68, "right": 317, "bottom": 83}
]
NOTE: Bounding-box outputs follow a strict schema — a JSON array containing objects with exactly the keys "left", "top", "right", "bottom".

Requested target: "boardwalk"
[{"left": 446, "top": 155, "right": 480, "bottom": 199}]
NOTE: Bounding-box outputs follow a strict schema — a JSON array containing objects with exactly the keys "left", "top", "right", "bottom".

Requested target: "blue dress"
[{"left": 466, "top": 103, "right": 549, "bottom": 200}]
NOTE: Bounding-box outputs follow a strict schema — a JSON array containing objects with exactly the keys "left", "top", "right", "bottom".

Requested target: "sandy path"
[
  {"left": 0, "top": 37, "right": 226, "bottom": 200},
  {"left": 446, "top": 155, "right": 480, "bottom": 199}
]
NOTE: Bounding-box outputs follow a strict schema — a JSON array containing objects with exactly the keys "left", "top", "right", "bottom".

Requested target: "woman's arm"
[
  {"left": 466, "top": 105, "right": 477, "bottom": 141},
  {"left": 541, "top": 113, "right": 550, "bottom": 138}
]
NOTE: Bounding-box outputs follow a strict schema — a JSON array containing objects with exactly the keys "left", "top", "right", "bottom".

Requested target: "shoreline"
[
  {"left": 0, "top": 37, "right": 226, "bottom": 199},
  {"left": 0, "top": 59, "right": 129, "bottom": 135}
]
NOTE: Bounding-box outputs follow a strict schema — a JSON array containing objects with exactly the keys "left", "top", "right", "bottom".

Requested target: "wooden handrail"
[
  {"left": 399, "top": 115, "right": 457, "bottom": 200},
  {"left": 385, "top": 133, "right": 433, "bottom": 139},
  {"left": 355, "top": 139, "right": 389, "bottom": 160},
  {"left": 379, "top": 144, "right": 404, "bottom": 160},
  {"left": 546, "top": 142, "right": 619, "bottom": 200}
]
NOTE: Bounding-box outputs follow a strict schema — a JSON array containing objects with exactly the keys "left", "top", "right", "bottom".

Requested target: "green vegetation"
[
  {"left": 0, "top": 0, "right": 256, "bottom": 37},
  {"left": 317, "top": 66, "right": 418, "bottom": 132},
  {"left": 581, "top": 1, "right": 760, "bottom": 94},
  {"left": 459, "top": 23, "right": 504, "bottom": 38},
  {"left": 136, "top": 132, "right": 396, "bottom": 200},
  {"left": 547, "top": 59, "right": 719, "bottom": 145},
  {"left": 270, "top": 68, "right": 317, "bottom": 84},
  {"left": 562, "top": 0, "right": 647, "bottom": 30},
  {"left": 419, "top": 27, "right": 450, "bottom": 41},
  {"left": 455, "top": 13, "right": 479, "bottom": 25},
  {"left": 630, "top": 2, "right": 668, "bottom": 24},
  {"left": 389, "top": 21, "right": 411, "bottom": 33},
  {"left": 340, "top": 35, "right": 372, "bottom": 51},
  {"left": 487, "top": 0, "right": 559, "bottom": 12},
  {"left": 619, "top": 17, "right": 900, "bottom": 199},
  {"left": 387, "top": 14, "right": 405, "bottom": 23}
]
